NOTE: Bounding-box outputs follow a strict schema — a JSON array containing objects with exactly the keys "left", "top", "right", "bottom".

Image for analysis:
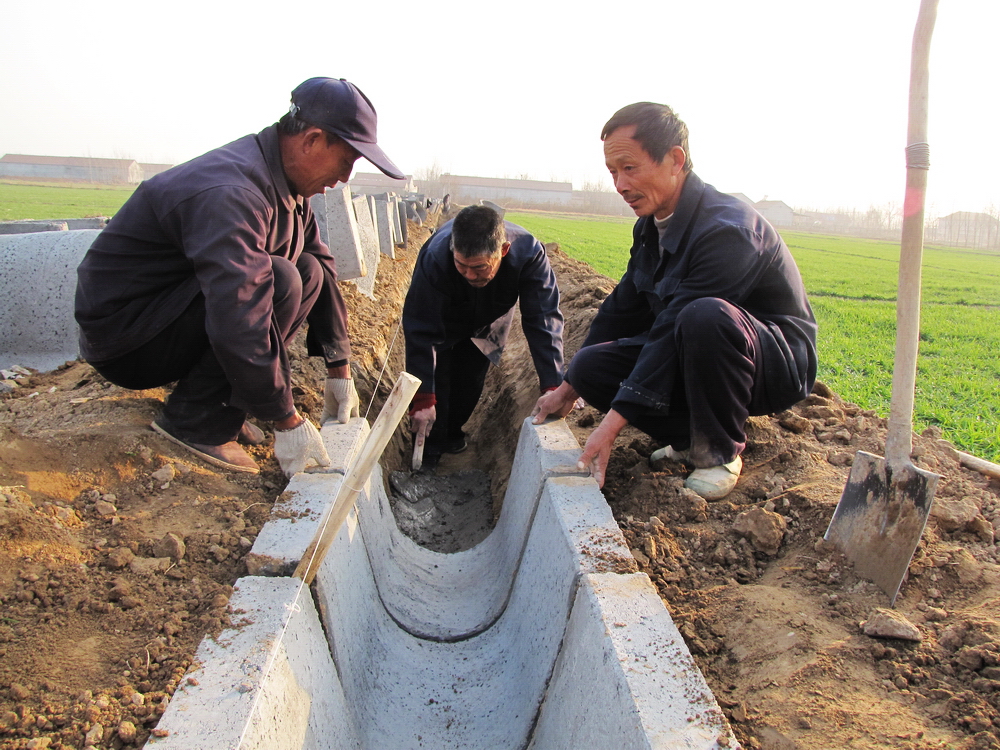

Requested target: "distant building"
[
  {"left": 420, "top": 174, "right": 573, "bottom": 208},
  {"left": 754, "top": 199, "right": 795, "bottom": 228},
  {"left": 569, "top": 190, "right": 632, "bottom": 217},
  {"left": 793, "top": 210, "right": 854, "bottom": 233},
  {"left": 726, "top": 192, "right": 756, "bottom": 207},
  {"left": 348, "top": 172, "right": 415, "bottom": 195},
  {"left": 139, "top": 163, "right": 175, "bottom": 180},
  {"left": 0, "top": 153, "right": 142, "bottom": 184},
  {"left": 934, "top": 211, "right": 1000, "bottom": 249}
]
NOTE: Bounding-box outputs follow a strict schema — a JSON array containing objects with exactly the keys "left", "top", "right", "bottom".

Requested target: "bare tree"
[{"left": 415, "top": 161, "right": 443, "bottom": 182}]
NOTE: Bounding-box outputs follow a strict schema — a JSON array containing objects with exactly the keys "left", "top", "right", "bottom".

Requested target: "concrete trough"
[
  {"left": 149, "top": 417, "right": 735, "bottom": 750},
  {"left": 0, "top": 229, "right": 99, "bottom": 371}
]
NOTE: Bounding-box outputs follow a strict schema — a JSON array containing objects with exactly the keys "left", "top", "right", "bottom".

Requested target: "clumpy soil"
[{"left": 2, "top": 212, "right": 1000, "bottom": 750}]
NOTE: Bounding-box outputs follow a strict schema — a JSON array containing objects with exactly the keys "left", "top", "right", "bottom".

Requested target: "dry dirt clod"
[
  {"left": 732, "top": 506, "right": 787, "bottom": 555},
  {"left": 861, "top": 608, "right": 922, "bottom": 641},
  {"left": 153, "top": 532, "right": 186, "bottom": 561}
]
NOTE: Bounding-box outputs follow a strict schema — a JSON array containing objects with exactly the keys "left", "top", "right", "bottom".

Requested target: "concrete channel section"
[
  {"left": 0, "top": 229, "right": 100, "bottom": 372},
  {"left": 148, "top": 417, "right": 736, "bottom": 750}
]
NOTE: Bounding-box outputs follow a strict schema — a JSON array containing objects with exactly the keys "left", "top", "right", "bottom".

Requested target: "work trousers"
[
  {"left": 426, "top": 338, "right": 491, "bottom": 455},
  {"left": 90, "top": 254, "right": 323, "bottom": 445},
  {"left": 566, "top": 297, "right": 802, "bottom": 468}
]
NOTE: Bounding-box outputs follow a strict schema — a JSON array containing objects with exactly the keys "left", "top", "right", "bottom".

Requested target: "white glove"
[
  {"left": 273, "top": 420, "right": 331, "bottom": 478},
  {"left": 322, "top": 378, "right": 360, "bottom": 424}
]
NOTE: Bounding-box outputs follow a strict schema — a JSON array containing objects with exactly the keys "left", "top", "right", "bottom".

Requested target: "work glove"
[
  {"left": 273, "top": 419, "right": 331, "bottom": 478},
  {"left": 410, "top": 405, "right": 436, "bottom": 449},
  {"left": 321, "top": 378, "right": 360, "bottom": 424}
]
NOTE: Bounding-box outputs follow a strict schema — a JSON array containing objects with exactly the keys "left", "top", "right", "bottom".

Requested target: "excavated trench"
[{"left": 150, "top": 283, "right": 734, "bottom": 748}]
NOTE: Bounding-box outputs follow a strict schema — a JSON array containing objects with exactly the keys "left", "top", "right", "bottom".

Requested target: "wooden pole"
[
  {"left": 958, "top": 451, "right": 1000, "bottom": 481},
  {"left": 885, "top": 0, "right": 939, "bottom": 468},
  {"left": 293, "top": 371, "right": 420, "bottom": 585}
]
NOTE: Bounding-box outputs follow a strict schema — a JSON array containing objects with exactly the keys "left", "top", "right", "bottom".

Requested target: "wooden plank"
[{"left": 293, "top": 371, "right": 420, "bottom": 585}]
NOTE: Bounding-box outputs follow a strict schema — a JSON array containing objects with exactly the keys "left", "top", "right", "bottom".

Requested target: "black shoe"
[{"left": 443, "top": 437, "right": 467, "bottom": 454}]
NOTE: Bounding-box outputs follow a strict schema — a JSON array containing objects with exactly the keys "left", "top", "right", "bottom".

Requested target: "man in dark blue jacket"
[
  {"left": 76, "top": 77, "right": 403, "bottom": 477},
  {"left": 404, "top": 205, "right": 564, "bottom": 468},
  {"left": 533, "top": 102, "right": 817, "bottom": 500}
]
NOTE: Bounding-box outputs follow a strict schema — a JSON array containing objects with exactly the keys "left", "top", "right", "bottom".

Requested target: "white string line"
[
  {"left": 363, "top": 316, "right": 404, "bottom": 421},
  {"left": 233, "top": 253, "right": 415, "bottom": 750}
]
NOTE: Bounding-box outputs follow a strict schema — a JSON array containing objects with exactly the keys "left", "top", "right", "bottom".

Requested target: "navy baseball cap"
[{"left": 289, "top": 77, "right": 404, "bottom": 180}]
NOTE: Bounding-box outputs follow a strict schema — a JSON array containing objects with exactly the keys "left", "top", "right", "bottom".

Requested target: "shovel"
[{"left": 824, "top": 0, "right": 941, "bottom": 606}]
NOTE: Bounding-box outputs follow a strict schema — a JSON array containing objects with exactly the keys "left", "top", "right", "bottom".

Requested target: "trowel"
[{"left": 824, "top": 0, "right": 941, "bottom": 606}]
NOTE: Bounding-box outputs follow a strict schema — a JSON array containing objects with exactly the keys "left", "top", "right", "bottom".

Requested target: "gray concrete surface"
[
  {"left": 351, "top": 196, "right": 379, "bottom": 299},
  {"left": 310, "top": 186, "right": 366, "bottom": 281},
  {"left": 150, "top": 417, "right": 735, "bottom": 749},
  {"left": 371, "top": 196, "right": 395, "bottom": 259},
  {"left": 0, "top": 229, "right": 99, "bottom": 371}
]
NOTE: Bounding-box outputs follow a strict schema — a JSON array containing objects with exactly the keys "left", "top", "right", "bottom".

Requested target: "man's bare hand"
[
  {"left": 410, "top": 405, "right": 436, "bottom": 447},
  {"left": 531, "top": 382, "right": 579, "bottom": 424},
  {"left": 576, "top": 410, "right": 628, "bottom": 488}
]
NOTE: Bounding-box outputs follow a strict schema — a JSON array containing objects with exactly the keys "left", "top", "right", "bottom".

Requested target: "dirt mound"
[{"left": 1, "top": 218, "right": 999, "bottom": 750}]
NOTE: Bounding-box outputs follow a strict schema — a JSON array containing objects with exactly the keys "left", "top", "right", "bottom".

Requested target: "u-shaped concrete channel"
[{"left": 146, "top": 417, "right": 737, "bottom": 750}]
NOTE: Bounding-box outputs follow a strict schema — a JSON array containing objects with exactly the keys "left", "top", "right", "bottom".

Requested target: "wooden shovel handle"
[{"left": 886, "top": 0, "right": 939, "bottom": 467}]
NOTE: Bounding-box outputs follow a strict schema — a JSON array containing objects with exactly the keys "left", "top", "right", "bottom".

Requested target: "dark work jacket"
[
  {"left": 584, "top": 172, "right": 817, "bottom": 418},
  {"left": 403, "top": 220, "right": 564, "bottom": 396},
  {"left": 75, "top": 125, "right": 350, "bottom": 422}
]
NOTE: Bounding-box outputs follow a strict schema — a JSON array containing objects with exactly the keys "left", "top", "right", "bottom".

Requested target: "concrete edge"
[
  {"left": 245, "top": 418, "right": 369, "bottom": 576},
  {"left": 532, "top": 572, "right": 735, "bottom": 749},
  {"left": 145, "top": 576, "right": 358, "bottom": 750}
]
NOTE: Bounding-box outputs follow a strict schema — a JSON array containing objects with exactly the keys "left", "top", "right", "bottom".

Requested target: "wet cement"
[{"left": 388, "top": 469, "right": 495, "bottom": 553}]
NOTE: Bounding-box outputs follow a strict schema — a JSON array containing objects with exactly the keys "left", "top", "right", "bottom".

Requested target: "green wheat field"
[
  {"left": 508, "top": 210, "right": 1000, "bottom": 462},
  {"left": 2, "top": 182, "right": 996, "bottom": 461}
]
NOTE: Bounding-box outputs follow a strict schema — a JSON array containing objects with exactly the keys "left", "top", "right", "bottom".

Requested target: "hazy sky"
[{"left": 3, "top": 0, "right": 996, "bottom": 217}]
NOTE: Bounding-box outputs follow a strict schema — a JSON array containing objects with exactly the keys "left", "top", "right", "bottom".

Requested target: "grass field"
[
  {"left": 0, "top": 180, "right": 135, "bottom": 221},
  {"left": 508, "top": 211, "right": 1000, "bottom": 462}
]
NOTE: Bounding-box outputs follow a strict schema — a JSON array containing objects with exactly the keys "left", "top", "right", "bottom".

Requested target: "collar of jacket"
[
  {"left": 633, "top": 171, "right": 706, "bottom": 274},
  {"left": 256, "top": 124, "right": 298, "bottom": 213}
]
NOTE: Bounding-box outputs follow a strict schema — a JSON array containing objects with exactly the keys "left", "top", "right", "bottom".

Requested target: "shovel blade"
[{"left": 825, "top": 451, "right": 939, "bottom": 605}]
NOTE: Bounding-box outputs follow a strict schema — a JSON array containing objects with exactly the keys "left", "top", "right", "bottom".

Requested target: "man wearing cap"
[
  {"left": 404, "top": 205, "right": 564, "bottom": 469},
  {"left": 75, "top": 77, "right": 404, "bottom": 477},
  {"left": 532, "top": 102, "right": 816, "bottom": 500}
]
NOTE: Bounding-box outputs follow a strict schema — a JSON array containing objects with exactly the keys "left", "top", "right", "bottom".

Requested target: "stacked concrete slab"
[
  {"left": 0, "top": 229, "right": 100, "bottom": 371},
  {"left": 150, "top": 417, "right": 736, "bottom": 750},
  {"left": 351, "top": 196, "right": 380, "bottom": 299},
  {"left": 309, "top": 185, "right": 366, "bottom": 281},
  {"left": 370, "top": 195, "right": 395, "bottom": 259}
]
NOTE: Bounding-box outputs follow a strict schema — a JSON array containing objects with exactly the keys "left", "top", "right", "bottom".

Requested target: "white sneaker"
[
  {"left": 650, "top": 445, "right": 691, "bottom": 463},
  {"left": 685, "top": 455, "right": 743, "bottom": 500}
]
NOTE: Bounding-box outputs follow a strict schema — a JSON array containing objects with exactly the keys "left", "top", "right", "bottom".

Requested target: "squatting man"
[
  {"left": 404, "top": 205, "right": 564, "bottom": 468},
  {"left": 533, "top": 102, "right": 817, "bottom": 500},
  {"left": 75, "top": 77, "right": 403, "bottom": 477}
]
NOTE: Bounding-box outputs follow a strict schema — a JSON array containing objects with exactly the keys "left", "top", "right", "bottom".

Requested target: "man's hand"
[
  {"left": 410, "top": 405, "right": 436, "bottom": 447},
  {"left": 576, "top": 410, "right": 628, "bottom": 488},
  {"left": 273, "top": 419, "right": 331, "bottom": 478},
  {"left": 531, "top": 382, "right": 579, "bottom": 424},
  {"left": 322, "top": 378, "right": 360, "bottom": 424}
]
